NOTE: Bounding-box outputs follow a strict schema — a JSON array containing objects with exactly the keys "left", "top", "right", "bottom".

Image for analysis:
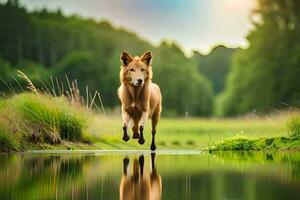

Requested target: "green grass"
[
  {"left": 0, "top": 125, "right": 20, "bottom": 152},
  {"left": 209, "top": 115, "right": 300, "bottom": 151},
  {"left": 86, "top": 115, "right": 289, "bottom": 150},
  {"left": 208, "top": 136, "right": 300, "bottom": 151},
  {"left": 1, "top": 92, "right": 299, "bottom": 152},
  {"left": 0, "top": 93, "right": 91, "bottom": 151},
  {"left": 12, "top": 93, "right": 85, "bottom": 142},
  {"left": 287, "top": 115, "right": 300, "bottom": 137}
]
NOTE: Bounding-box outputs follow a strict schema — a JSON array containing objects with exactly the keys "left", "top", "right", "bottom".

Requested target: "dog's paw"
[
  {"left": 132, "top": 133, "right": 139, "bottom": 139},
  {"left": 138, "top": 137, "right": 145, "bottom": 145},
  {"left": 122, "top": 134, "right": 130, "bottom": 142},
  {"left": 150, "top": 144, "right": 157, "bottom": 151}
]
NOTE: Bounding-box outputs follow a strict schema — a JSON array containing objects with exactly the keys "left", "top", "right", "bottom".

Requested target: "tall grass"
[
  {"left": 12, "top": 93, "right": 85, "bottom": 142},
  {"left": 0, "top": 70, "right": 107, "bottom": 151},
  {"left": 287, "top": 115, "right": 300, "bottom": 137},
  {"left": 0, "top": 125, "right": 19, "bottom": 152}
]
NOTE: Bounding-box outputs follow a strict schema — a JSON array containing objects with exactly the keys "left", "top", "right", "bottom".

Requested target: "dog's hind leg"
[
  {"left": 150, "top": 110, "right": 160, "bottom": 151},
  {"left": 122, "top": 112, "right": 132, "bottom": 142}
]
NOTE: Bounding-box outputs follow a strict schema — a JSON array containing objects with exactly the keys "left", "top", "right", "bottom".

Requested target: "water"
[{"left": 0, "top": 150, "right": 300, "bottom": 200}]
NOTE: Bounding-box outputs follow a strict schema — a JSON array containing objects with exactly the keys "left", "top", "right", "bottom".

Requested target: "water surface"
[{"left": 0, "top": 150, "right": 300, "bottom": 200}]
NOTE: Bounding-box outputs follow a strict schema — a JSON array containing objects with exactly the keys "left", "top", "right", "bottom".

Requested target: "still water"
[{"left": 0, "top": 150, "right": 300, "bottom": 200}]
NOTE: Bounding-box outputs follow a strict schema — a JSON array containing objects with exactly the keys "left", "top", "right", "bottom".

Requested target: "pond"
[{"left": 0, "top": 150, "right": 300, "bottom": 200}]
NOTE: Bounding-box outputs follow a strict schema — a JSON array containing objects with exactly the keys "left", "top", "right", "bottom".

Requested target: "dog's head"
[{"left": 120, "top": 51, "right": 153, "bottom": 87}]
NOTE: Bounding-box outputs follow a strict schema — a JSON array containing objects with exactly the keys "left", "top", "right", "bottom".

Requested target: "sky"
[{"left": 18, "top": 0, "right": 255, "bottom": 55}]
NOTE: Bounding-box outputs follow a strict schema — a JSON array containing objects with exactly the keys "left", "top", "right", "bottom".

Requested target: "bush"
[{"left": 287, "top": 116, "right": 300, "bottom": 137}]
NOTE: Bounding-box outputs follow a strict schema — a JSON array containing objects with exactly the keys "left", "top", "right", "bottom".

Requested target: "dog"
[
  {"left": 118, "top": 51, "right": 162, "bottom": 150},
  {"left": 119, "top": 154, "right": 162, "bottom": 200}
]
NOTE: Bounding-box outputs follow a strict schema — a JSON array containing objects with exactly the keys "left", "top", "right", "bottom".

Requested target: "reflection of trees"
[
  {"left": 0, "top": 155, "right": 86, "bottom": 199},
  {"left": 1, "top": 153, "right": 300, "bottom": 199}
]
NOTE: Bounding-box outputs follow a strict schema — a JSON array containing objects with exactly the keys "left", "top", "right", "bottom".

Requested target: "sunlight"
[{"left": 215, "top": 0, "right": 255, "bottom": 17}]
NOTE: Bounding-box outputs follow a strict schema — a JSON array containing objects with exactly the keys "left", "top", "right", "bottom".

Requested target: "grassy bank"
[
  {"left": 0, "top": 93, "right": 93, "bottom": 152},
  {"left": 209, "top": 116, "right": 300, "bottom": 151},
  {"left": 0, "top": 92, "right": 300, "bottom": 152}
]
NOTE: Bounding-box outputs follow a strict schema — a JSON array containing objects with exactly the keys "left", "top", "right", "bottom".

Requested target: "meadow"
[
  {"left": 86, "top": 114, "right": 300, "bottom": 151},
  {"left": 1, "top": 89, "right": 299, "bottom": 152}
]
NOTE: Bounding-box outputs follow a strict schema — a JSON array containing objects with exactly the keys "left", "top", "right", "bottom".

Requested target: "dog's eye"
[
  {"left": 130, "top": 69, "right": 135, "bottom": 72},
  {"left": 141, "top": 69, "right": 145, "bottom": 72}
]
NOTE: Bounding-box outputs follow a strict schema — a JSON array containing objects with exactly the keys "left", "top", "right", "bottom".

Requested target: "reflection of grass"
[{"left": 1, "top": 152, "right": 300, "bottom": 199}]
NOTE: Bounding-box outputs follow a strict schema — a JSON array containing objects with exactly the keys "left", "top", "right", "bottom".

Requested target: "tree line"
[{"left": 0, "top": 0, "right": 299, "bottom": 117}]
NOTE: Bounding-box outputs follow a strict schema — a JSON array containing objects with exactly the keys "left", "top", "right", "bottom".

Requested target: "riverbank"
[{"left": 1, "top": 92, "right": 300, "bottom": 152}]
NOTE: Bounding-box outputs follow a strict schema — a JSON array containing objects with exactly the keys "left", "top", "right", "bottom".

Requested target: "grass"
[
  {"left": 0, "top": 93, "right": 92, "bottom": 152},
  {"left": 85, "top": 114, "right": 293, "bottom": 150},
  {"left": 287, "top": 115, "right": 300, "bottom": 137},
  {"left": 1, "top": 91, "right": 299, "bottom": 152},
  {"left": 13, "top": 93, "right": 85, "bottom": 142},
  {"left": 209, "top": 114, "right": 300, "bottom": 151},
  {"left": 2, "top": 91, "right": 299, "bottom": 152},
  {"left": 0, "top": 70, "right": 104, "bottom": 152},
  {"left": 0, "top": 125, "right": 19, "bottom": 152}
]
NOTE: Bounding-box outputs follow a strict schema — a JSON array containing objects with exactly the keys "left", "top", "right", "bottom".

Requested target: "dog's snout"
[{"left": 137, "top": 79, "right": 143, "bottom": 84}]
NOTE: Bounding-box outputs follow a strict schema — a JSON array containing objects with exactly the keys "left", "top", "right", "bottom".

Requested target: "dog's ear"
[
  {"left": 120, "top": 52, "right": 132, "bottom": 66},
  {"left": 141, "top": 51, "right": 152, "bottom": 66}
]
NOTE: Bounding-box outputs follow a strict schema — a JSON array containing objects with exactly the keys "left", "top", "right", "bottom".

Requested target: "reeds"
[
  {"left": 0, "top": 70, "right": 106, "bottom": 115},
  {"left": 17, "top": 70, "right": 38, "bottom": 94}
]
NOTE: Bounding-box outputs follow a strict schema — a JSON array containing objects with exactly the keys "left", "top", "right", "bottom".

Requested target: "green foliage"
[
  {"left": 218, "top": 0, "right": 300, "bottom": 116},
  {"left": 154, "top": 42, "right": 213, "bottom": 116},
  {"left": 287, "top": 116, "right": 300, "bottom": 137},
  {"left": 0, "top": 3, "right": 213, "bottom": 116},
  {"left": 193, "top": 45, "right": 237, "bottom": 94}
]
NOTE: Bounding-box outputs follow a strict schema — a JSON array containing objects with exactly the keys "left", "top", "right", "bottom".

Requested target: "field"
[
  {"left": 1, "top": 92, "right": 299, "bottom": 152},
  {"left": 87, "top": 115, "right": 288, "bottom": 150}
]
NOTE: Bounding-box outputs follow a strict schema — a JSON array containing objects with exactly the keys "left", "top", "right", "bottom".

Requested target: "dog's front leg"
[
  {"left": 138, "top": 111, "right": 148, "bottom": 145},
  {"left": 122, "top": 112, "right": 132, "bottom": 142}
]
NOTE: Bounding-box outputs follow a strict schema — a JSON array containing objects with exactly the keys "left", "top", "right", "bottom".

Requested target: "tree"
[
  {"left": 193, "top": 45, "right": 238, "bottom": 94},
  {"left": 218, "top": 0, "right": 300, "bottom": 116}
]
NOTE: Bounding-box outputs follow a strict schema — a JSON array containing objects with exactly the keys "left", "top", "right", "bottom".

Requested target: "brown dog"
[{"left": 118, "top": 51, "right": 162, "bottom": 150}]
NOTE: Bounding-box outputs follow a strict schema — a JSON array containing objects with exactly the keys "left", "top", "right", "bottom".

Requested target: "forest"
[{"left": 0, "top": 0, "right": 299, "bottom": 117}]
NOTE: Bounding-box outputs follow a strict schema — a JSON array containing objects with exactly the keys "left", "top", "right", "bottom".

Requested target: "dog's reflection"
[{"left": 120, "top": 153, "right": 162, "bottom": 200}]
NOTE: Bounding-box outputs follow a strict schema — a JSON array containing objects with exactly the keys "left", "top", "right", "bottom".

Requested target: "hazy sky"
[{"left": 19, "top": 0, "right": 255, "bottom": 54}]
